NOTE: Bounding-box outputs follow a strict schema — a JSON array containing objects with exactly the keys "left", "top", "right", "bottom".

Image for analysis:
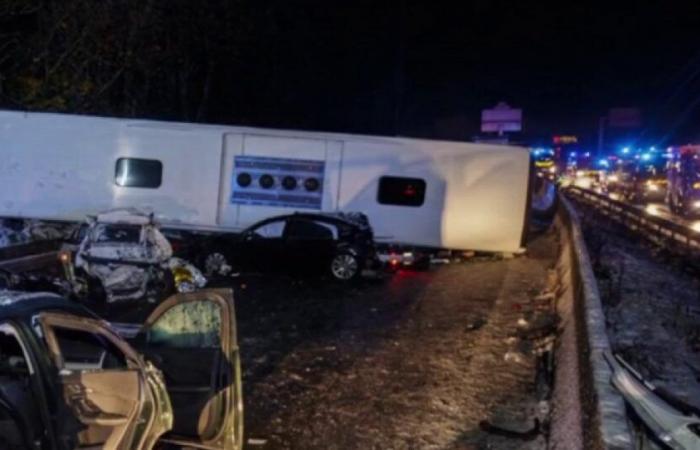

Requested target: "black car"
[{"left": 198, "top": 213, "right": 379, "bottom": 281}]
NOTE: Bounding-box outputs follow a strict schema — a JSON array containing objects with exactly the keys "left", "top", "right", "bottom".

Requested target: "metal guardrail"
[
  {"left": 553, "top": 194, "right": 633, "bottom": 450},
  {"left": 0, "top": 239, "right": 61, "bottom": 272},
  {"left": 566, "top": 186, "right": 700, "bottom": 254}
]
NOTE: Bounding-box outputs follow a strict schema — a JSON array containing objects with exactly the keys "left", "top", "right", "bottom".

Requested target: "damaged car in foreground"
[{"left": 0, "top": 289, "right": 242, "bottom": 449}]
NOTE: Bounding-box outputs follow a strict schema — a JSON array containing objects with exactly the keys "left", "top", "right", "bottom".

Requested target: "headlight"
[
  {"left": 576, "top": 170, "right": 585, "bottom": 177},
  {"left": 694, "top": 201, "right": 700, "bottom": 209},
  {"left": 607, "top": 175, "right": 619, "bottom": 183},
  {"left": 549, "top": 166, "right": 557, "bottom": 174},
  {"left": 646, "top": 182, "right": 659, "bottom": 192},
  {"left": 693, "top": 182, "right": 700, "bottom": 189}
]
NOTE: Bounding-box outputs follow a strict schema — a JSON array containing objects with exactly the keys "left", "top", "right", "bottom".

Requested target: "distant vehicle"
[
  {"left": 68, "top": 209, "right": 175, "bottom": 302},
  {"left": 197, "top": 212, "right": 379, "bottom": 281},
  {"left": 532, "top": 148, "right": 557, "bottom": 180},
  {"left": 0, "top": 289, "right": 242, "bottom": 450},
  {"left": 667, "top": 145, "right": 700, "bottom": 216},
  {"left": 606, "top": 157, "right": 667, "bottom": 203}
]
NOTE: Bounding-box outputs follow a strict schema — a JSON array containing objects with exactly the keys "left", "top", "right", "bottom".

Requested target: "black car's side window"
[
  {"left": 287, "top": 220, "right": 335, "bottom": 240},
  {"left": 250, "top": 220, "right": 286, "bottom": 239}
]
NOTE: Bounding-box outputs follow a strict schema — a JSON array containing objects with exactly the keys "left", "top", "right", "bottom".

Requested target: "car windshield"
[{"left": 93, "top": 224, "right": 142, "bottom": 243}]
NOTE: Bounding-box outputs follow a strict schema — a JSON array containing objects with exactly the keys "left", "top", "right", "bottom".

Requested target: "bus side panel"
[
  {"left": 338, "top": 140, "right": 530, "bottom": 252},
  {"left": 0, "top": 112, "right": 223, "bottom": 226},
  {"left": 218, "top": 133, "right": 342, "bottom": 228}
]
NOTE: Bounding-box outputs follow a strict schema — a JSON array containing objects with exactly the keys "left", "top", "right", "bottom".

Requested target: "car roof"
[
  {"left": 251, "top": 212, "right": 366, "bottom": 228},
  {"left": 93, "top": 208, "right": 154, "bottom": 226},
  {"left": 0, "top": 291, "right": 94, "bottom": 321}
]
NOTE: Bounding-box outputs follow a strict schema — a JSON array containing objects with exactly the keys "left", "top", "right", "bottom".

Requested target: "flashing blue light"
[
  {"left": 584, "top": 152, "right": 591, "bottom": 157},
  {"left": 621, "top": 147, "right": 630, "bottom": 154},
  {"left": 598, "top": 159, "right": 610, "bottom": 168},
  {"left": 571, "top": 151, "right": 577, "bottom": 157},
  {"left": 641, "top": 153, "right": 652, "bottom": 161},
  {"left": 649, "top": 146, "right": 656, "bottom": 152}
]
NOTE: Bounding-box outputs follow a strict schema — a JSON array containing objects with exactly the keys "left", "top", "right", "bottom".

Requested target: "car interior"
[{"left": 44, "top": 318, "right": 143, "bottom": 449}]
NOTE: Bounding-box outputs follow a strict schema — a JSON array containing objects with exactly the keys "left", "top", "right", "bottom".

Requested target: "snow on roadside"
[{"left": 582, "top": 216, "right": 700, "bottom": 409}]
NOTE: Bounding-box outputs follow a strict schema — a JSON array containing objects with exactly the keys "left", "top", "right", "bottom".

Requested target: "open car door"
[
  {"left": 39, "top": 312, "right": 172, "bottom": 450},
  {"left": 135, "top": 288, "right": 243, "bottom": 450}
]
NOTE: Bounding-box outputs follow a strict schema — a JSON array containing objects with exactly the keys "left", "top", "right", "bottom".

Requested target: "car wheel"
[
  {"left": 330, "top": 252, "right": 360, "bottom": 281},
  {"left": 203, "top": 252, "right": 230, "bottom": 277}
]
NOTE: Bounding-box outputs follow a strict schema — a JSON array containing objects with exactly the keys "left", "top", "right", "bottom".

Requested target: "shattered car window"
[
  {"left": 94, "top": 224, "right": 142, "bottom": 243},
  {"left": 147, "top": 301, "right": 221, "bottom": 348}
]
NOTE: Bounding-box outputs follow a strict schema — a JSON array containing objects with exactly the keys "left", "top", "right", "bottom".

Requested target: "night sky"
[
  {"left": 3, "top": 1, "right": 700, "bottom": 148},
  {"left": 214, "top": 1, "right": 700, "bottom": 147}
]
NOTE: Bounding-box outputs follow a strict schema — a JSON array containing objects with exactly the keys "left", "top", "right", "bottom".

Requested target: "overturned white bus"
[{"left": 0, "top": 110, "right": 532, "bottom": 252}]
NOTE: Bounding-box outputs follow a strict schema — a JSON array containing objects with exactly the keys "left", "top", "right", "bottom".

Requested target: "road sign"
[{"left": 481, "top": 102, "right": 522, "bottom": 134}]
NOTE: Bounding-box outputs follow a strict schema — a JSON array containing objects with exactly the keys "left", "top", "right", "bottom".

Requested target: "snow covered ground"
[{"left": 579, "top": 207, "right": 700, "bottom": 414}]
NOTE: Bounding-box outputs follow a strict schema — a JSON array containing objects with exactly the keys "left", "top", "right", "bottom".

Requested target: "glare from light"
[
  {"left": 621, "top": 147, "right": 630, "bottom": 154},
  {"left": 576, "top": 170, "right": 585, "bottom": 177},
  {"left": 691, "top": 222, "right": 700, "bottom": 233},
  {"left": 645, "top": 204, "right": 661, "bottom": 216},
  {"left": 641, "top": 153, "right": 651, "bottom": 161},
  {"left": 650, "top": 146, "right": 656, "bottom": 152},
  {"left": 598, "top": 159, "right": 609, "bottom": 168},
  {"left": 549, "top": 166, "right": 557, "bottom": 173},
  {"left": 694, "top": 201, "right": 700, "bottom": 209}
]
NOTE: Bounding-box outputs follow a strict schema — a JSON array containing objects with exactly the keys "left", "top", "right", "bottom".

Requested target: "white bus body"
[{"left": 0, "top": 110, "right": 531, "bottom": 252}]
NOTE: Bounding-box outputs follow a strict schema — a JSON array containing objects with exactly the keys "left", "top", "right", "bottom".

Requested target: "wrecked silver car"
[
  {"left": 0, "top": 289, "right": 243, "bottom": 449},
  {"left": 73, "top": 210, "right": 173, "bottom": 302}
]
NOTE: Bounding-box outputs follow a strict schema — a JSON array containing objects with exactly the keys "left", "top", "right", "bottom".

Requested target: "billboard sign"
[{"left": 481, "top": 102, "right": 522, "bottom": 133}]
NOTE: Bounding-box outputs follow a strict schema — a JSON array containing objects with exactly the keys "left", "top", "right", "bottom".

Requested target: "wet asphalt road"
[
  {"left": 78, "top": 228, "right": 557, "bottom": 449},
  {"left": 233, "top": 230, "right": 557, "bottom": 450}
]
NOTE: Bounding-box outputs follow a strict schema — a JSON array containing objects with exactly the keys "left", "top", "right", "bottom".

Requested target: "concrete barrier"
[{"left": 550, "top": 195, "right": 633, "bottom": 449}]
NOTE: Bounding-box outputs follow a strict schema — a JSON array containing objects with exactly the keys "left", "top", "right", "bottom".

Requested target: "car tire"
[{"left": 330, "top": 252, "right": 360, "bottom": 282}]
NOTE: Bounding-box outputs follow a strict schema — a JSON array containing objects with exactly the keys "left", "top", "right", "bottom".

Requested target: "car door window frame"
[
  {"left": 38, "top": 313, "right": 140, "bottom": 372},
  {"left": 141, "top": 289, "right": 243, "bottom": 450}
]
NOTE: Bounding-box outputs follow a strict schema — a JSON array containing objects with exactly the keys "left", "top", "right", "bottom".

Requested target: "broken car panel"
[{"left": 0, "top": 289, "right": 242, "bottom": 449}]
